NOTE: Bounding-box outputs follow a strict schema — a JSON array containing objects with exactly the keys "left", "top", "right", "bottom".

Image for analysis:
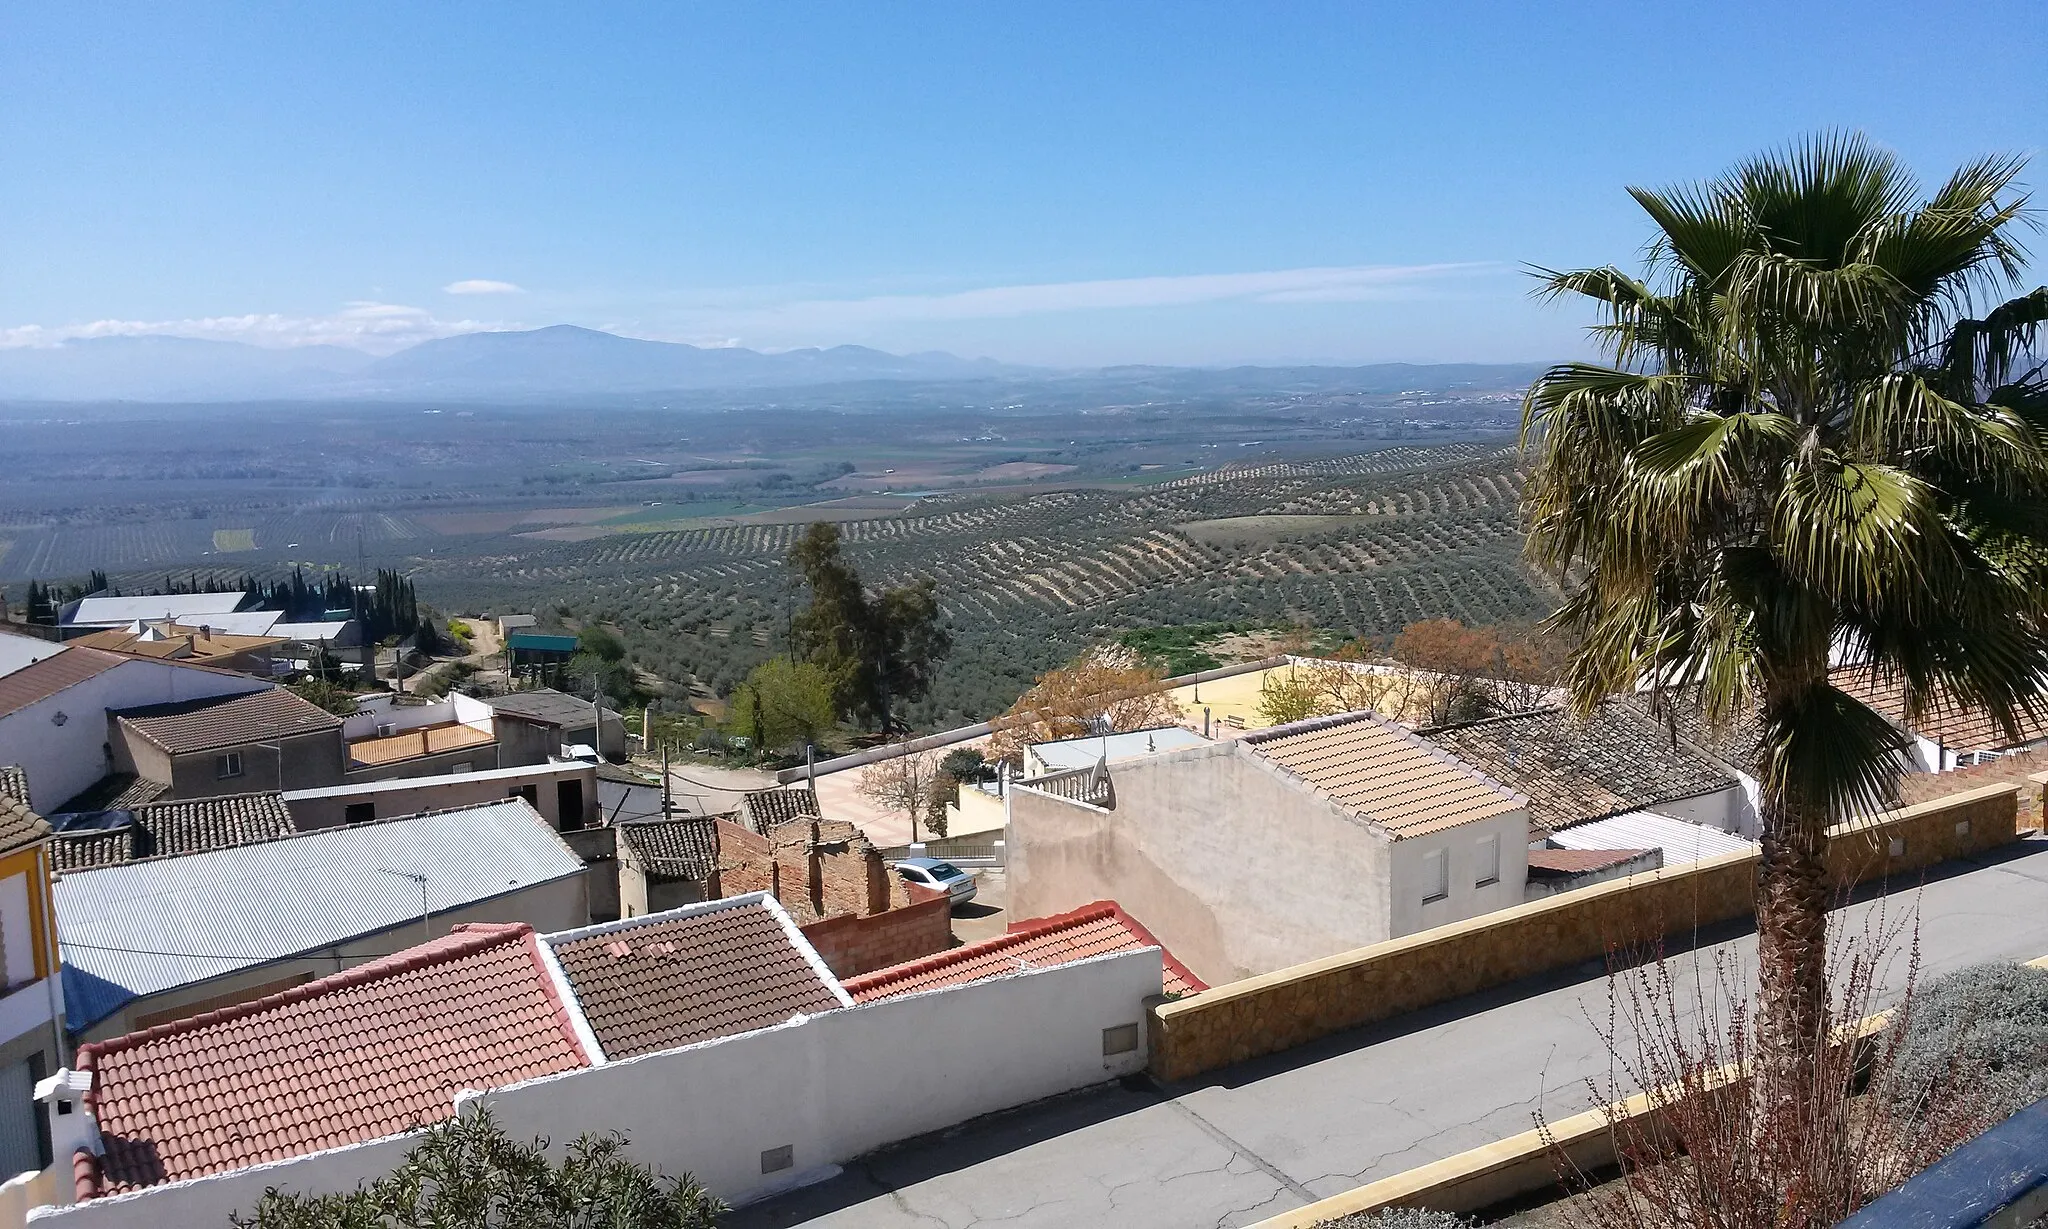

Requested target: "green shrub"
[{"left": 1888, "top": 962, "right": 2048, "bottom": 1122}]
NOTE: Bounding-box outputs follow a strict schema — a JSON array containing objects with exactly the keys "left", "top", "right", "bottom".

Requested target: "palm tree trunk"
[{"left": 1753, "top": 778, "right": 1835, "bottom": 1217}]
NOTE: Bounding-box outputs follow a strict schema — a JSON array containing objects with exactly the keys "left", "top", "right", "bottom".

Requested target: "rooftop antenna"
[{"left": 377, "top": 868, "right": 431, "bottom": 946}]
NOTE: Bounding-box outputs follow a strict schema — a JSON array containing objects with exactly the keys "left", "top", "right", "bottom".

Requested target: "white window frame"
[
  {"left": 1421, "top": 847, "right": 1449, "bottom": 904},
  {"left": 216, "top": 751, "right": 244, "bottom": 780},
  {"left": 1474, "top": 833, "right": 1500, "bottom": 888}
]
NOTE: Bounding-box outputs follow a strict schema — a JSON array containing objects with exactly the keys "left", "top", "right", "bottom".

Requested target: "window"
[
  {"left": 1474, "top": 834, "right": 1500, "bottom": 888},
  {"left": 216, "top": 751, "right": 244, "bottom": 780},
  {"left": 1421, "top": 848, "right": 1449, "bottom": 904},
  {"left": 343, "top": 802, "right": 376, "bottom": 825}
]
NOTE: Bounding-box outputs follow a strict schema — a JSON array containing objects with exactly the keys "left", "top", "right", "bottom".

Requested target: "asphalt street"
[{"left": 728, "top": 837, "right": 2048, "bottom": 1229}]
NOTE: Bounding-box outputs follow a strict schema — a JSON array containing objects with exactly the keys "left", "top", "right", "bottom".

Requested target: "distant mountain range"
[{"left": 0, "top": 325, "right": 1542, "bottom": 402}]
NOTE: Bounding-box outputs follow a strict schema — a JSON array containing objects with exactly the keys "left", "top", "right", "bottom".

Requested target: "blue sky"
[{"left": 4, "top": 1, "right": 2043, "bottom": 366}]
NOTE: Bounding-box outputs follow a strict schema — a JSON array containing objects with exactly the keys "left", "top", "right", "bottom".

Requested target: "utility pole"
[{"left": 661, "top": 740, "right": 673, "bottom": 819}]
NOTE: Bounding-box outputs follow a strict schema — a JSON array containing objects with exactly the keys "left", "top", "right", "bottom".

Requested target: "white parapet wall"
[{"left": 27, "top": 948, "right": 1160, "bottom": 1226}]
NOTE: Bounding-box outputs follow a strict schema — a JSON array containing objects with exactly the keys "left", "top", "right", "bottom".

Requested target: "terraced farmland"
[{"left": 419, "top": 442, "right": 1555, "bottom": 726}]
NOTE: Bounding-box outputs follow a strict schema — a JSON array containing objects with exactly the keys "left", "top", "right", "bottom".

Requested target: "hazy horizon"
[{"left": 7, "top": 2, "right": 2044, "bottom": 368}]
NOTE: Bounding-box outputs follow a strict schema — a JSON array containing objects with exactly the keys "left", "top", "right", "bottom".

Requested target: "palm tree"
[{"left": 1521, "top": 134, "right": 2048, "bottom": 1209}]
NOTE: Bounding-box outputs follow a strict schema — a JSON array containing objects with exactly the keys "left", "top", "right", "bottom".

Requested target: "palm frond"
[
  {"left": 1756, "top": 682, "right": 1916, "bottom": 820},
  {"left": 1941, "top": 287, "right": 2048, "bottom": 393}
]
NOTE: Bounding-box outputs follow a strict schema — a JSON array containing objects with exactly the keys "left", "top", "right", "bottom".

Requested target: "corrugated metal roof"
[
  {"left": 1548, "top": 811, "right": 1756, "bottom": 865},
  {"left": 57, "top": 799, "right": 585, "bottom": 1031},
  {"left": 65, "top": 593, "right": 252, "bottom": 626}
]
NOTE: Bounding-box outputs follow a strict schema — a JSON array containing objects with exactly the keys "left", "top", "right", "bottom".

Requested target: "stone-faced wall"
[{"left": 1149, "top": 784, "right": 2021, "bottom": 1083}]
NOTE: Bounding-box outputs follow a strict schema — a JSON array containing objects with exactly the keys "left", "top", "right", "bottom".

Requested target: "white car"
[{"left": 894, "top": 858, "right": 977, "bottom": 906}]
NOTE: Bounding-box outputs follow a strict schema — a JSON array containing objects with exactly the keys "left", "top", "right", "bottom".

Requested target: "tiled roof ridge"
[
  {"left": 842, "top": 899, "right": 1200, "bottom": 997},
  {"left": 521, "top": 928, "right": 600, "bottom": 1066},
  {"left": 133, "top": 788, "right": 287, "bottom": 812},
  {"left": 1415, "top": 703, "right": 1571, "bottom": 734},
  {"left": 77, "top": 922, "right": 537, "bottom": 1072},
  {"left": 72, "top": 1141, "right": 100, "bottom": 1203},
  {"left": 1238, "top": 708, "right": 1384, "bottom": 744},
  {"left": 1245, "top": 709, "right": 1530, "bottom": 831}
]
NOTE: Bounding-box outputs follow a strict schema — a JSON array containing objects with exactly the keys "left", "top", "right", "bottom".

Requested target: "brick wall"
[
  {"left": 714, "top": 816, "right": 927, "bottom": 946},
  {"left": 802, "top": 888, "right": 954, "bottom": 978},
  {"left": 1149, "top": 784, "right": 2022, "bottom": 1082}
]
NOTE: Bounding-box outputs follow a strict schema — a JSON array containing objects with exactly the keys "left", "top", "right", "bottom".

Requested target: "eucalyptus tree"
[{"left": 1521, "top": 134, "right": 2048, "bottom": 1208}]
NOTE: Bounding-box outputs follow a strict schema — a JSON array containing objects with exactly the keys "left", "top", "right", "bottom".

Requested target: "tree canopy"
[
  {"left": 230, "top": 1108, "right": 723, "bottom": 1229},
  {"left": 786, "top": 522, "right": 950, "bottom": 732},
  {"left": 728, "top": 656, "right": 839, "bottom": 754}
]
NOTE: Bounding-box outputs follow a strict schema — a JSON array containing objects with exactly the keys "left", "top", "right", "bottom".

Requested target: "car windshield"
[{"left": 926, "top": 862, "right": 964, "bottom": 879}]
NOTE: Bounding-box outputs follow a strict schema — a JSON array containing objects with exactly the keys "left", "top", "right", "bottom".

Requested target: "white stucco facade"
[{"left": 0, "top": 661, "right": 265, "bottom": 813}]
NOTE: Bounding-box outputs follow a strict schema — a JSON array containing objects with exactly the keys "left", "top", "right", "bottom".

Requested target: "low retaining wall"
[{"left": 1151, "top": 784, "right": 2021, "bottom": 1083}]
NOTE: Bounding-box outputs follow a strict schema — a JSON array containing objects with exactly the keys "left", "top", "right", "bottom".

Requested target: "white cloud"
[
  {"left": 728, "top": 262, "right": 1501, "bottom": 331},
  {"left": 443, "top": 279, "right": 525, "bottom": 296},
  {"left": 0, "top": 302, "right": 518, "bottom": 355}
]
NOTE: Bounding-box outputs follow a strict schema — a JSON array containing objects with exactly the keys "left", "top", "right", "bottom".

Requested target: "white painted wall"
[
  {"left": 29, "top": 950, "right": 1159, "bottom": 1225},
  {"left": 341, "top": 694, "right": 494, "bottom": 742},
  {"left": 1648, "top": 783, "right": 1758, "bottom": 838},
  {"left": 0, "top": 662, "right": 265, "bottom": 813},
  {"left": 1384, "top": 810, "right": 1531, "bottom": 939},
  {"left": 1008, "top": 739, "right": 1532, "bottom": 984}
]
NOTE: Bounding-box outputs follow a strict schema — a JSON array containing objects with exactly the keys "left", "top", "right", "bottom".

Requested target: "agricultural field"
[{"left": 416, "top": 441, "right": 1555, "bottom": 725}]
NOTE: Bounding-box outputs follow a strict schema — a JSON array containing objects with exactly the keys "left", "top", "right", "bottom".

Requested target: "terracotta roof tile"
[
  {"left": 114, "top": 687, "right": 340, "bottom": 755},
  {"left": 1422, "top": 702, "right": 1738, "bottom": 836},
  {"left": 737, "top": 787, "right": 819, "bottom": 835},
  {"left": 50, "top": 792, "right": 296, "bottom": 872},
  {"left": 1244, "top": 711, "right": 1525, "bottom": 838},
  {"left": 617, "top": 817, "right": 720, "bottom": 881},
  {"left": 0, "top": 646, "right": 129, "bottom": 718},
  {"left": 346, "top": 721, "right": 495, "bottom": 767},
  {"left": 0, "top": 766, "right": 50, "bottom": 854},
  {"left": 53, "top": 774, "right": 169, "bottom": 815},
  {"left": 1831, "top": 666, "right": 2048, "bottom": 755},
  {"left": 1527, "top": 847, "right": 1653, "bottom": 874},
  {"left": 76, "top": 922, "right": 592, "bottom": 1197},
  {"left": 845, "top": 901, "right": 1206, "bottom": 1002},
  {"left": 547, "top": 896, "right": 844, "bottom": 1060}
]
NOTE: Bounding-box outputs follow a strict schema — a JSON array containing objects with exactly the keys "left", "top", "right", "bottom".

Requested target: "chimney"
[{"left": 37, "top": 1069, "right": 101, "bottom": 1171}]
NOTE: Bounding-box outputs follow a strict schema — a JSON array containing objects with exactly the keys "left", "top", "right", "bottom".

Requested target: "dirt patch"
[
  {"left": 418, "top": 506, "right": 640, "bottom": 535},
  {"left": 516, "top": 524, "right": 616, "bottom": 542},
  {"left": 1180, "top": 514, "right": 1387, "bottom": 547},
  {"left": 211, "top": 528, "right": 255, "bottom": 552},
  {"left": 975, "top": 461, "right": 1077, "bottom": 480}
]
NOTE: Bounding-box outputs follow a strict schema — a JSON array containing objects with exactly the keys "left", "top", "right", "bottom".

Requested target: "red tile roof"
[
  {"left": 74, "top": 922, "right": 592, "bottom": 1199},
  {"left": 546, "top": 895, "right": 848, "bottom": 1060},
  {"left": 0, "top": 646, "right": 128, "bottom": 718},
  {"left": 114, "top": 686, "right": 340, "bottom": 755},
  {"left": 1527, "top": 847, "right": 1653, "bottom": 874},
  {"left": 844, "top": 901, "right": 1207, "bottom": 1002}
]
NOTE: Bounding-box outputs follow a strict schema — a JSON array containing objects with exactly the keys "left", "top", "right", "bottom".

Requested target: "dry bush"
[
  {"left": 1547, "top": 929, "right": 2000, "bottom": 1229},
  {"left": 1256, "top": 660, "right": 1440, "bottom": 726},
  {"left": 857, "top": 747, "right": 942, "bottom": 841},
  {"left": 988, "top": 647, "right": 1184, "bottom": 761}
]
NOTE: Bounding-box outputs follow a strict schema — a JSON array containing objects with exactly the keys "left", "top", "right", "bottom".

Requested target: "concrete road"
[
  {"left": 727, "top": 838, "right": 2048, "bottom": 1229},
  {"left": 950, "top": 869, "right": 1008, "bottom": 945}
]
